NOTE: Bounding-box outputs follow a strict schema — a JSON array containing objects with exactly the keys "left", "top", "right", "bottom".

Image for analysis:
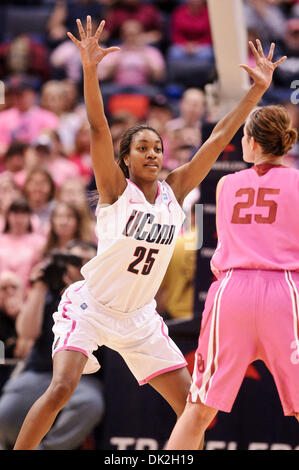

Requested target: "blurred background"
[{"left": 0, "top": 0, "right": 298, "bottom": 451}]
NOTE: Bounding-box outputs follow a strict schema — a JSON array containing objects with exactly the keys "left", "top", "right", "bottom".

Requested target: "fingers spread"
[
  {"left": 67, "top": 32, "right": 80, "bottom": 46},
  {"left": 256, "top": 39, "right": 265, "bottom": 57},
  {"left": 267, "top": 42, "right": 275, "bottom": 61},
  {"left": 248, "top": 41, "right": 259, "bottom": 61},
  {"left": 87, "top": 15, "right": 92, "bottom": 38},
  {"left": 76, "top": 18, "right": 86, "bottom": 40},
  {"left": 273, "top": 55, "right": 287, "bottom": 68},
  {"left": 95, "top": 20, "right": 105, "bottom": 41},
  {"left": 104, "top": 46, "right": 121, "bottom": 55}
]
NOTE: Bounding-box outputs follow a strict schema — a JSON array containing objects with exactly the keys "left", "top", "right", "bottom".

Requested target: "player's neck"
[
  {"left": 131, "top": 178, "right": 159, "bottom": 204},
  {"left": 253, "top": 154, "right": 284, "bottom": 166}
]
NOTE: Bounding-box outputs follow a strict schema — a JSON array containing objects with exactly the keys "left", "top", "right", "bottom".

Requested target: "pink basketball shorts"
[
  {"left": 52, "top": 280, "right": 187, "bottom": 384},
  {"left": 188, "top": 269, "right": 299, "bottom": 416}
]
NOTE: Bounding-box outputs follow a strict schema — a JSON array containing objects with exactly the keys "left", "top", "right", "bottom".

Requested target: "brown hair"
[
  {"left": 117, "top": 124, "right": 164, "bottom": 178},
  {"left": 43, "top": 201, "right": 88, "bottom": 255},
  {"left": 23, "top": 167, "right": 56, "bottom": 202},
  {"left": 4, "top": 197, "right": 32, "bottom": 233},
  {"left": 245, "top": 105, "right": 298, "bottom": 157}
]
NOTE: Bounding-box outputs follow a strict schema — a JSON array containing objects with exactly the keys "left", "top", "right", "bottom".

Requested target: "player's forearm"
[
  {"left": 83, "top": 64, "right": 109, "bottom": 132},
  {"left": 211, "top": 83, "right": 267, "bottom": 145}
]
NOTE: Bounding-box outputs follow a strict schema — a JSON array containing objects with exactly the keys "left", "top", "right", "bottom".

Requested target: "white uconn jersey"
[{"left": 81, "top": 180, "right": 185, "bottom": 313}]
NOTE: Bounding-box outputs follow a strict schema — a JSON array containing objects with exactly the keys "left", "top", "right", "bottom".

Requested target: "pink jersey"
[{"left": 211, "top": 164, "right": 299, "bottom": 277}]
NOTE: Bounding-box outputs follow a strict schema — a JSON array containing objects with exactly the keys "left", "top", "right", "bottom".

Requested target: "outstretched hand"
[
  {"left": 67, "top": 16, "right": 120, "bottom": 68},
  {"left": 240, "top": 39, "right": 286, "bottom": 90}
]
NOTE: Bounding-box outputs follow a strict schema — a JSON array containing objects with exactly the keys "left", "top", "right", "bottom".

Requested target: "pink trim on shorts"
[
  {"left": 285, "top": 271, "right": 299, "bottom": 341},
  {"left": 137, "top": 312, "right": 187, "bottom": 385},
  {"left": 64, "top": 320, "right": 76, "bottom": 347},
  {"left": 155, "top": 312, "right": 186, "bottom": 361},
  {"left": 197, "top": 269, "right": 233, "bottom": 404},
  {"left": 61, "top": 290, "right": 72, "bottom": 320},
  {"left": 74, "top": 281, "right": 86, "bottom": 292},
  {"left": 138, "top": 362, "right": 187, "bottom": 385},
  {"left": 53, "top": 346, "right": 89, "bottom": 358}
]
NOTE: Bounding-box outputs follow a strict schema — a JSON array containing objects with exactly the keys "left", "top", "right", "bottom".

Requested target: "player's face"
[
  {"left": 242, "top": 126, "right": 254, "bottom": 163},
  {"left": 125, "top": 130, "right": 163, "bottom": 181}
]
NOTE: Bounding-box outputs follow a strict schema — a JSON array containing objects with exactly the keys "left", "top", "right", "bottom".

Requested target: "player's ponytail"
[
  {"left": 118, "top": 124, "right": 164, "bottom": 178},
  {"left": 245, "top": 105, "right": 298, "bottom": 157}
]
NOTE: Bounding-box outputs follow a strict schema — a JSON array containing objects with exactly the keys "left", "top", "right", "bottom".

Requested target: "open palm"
[
  {"left": 67, "top": 16, "right": 120, "bottom": 68},
  {"left": 240, "top": 39, "right": 286, "bottom": 89}
]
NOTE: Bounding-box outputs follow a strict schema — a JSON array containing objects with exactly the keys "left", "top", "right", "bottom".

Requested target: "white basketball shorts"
[{"left": 52, "top": 280, "right": 187, "bottom": 384}]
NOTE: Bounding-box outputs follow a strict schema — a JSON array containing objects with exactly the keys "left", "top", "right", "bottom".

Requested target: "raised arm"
[
  {"left": 166, "top": 41, "right": 286, "bottom": 205},
  {"left": 68, "top": 17, "right": 127, "bottom": 202}
]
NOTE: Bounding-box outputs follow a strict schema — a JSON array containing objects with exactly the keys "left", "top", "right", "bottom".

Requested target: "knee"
[
  {"left": 183, "top": 402, "right": 217, "bottom": 433},
  {"left": 47, "top": 378, "right": 77, "bottom": 410}
]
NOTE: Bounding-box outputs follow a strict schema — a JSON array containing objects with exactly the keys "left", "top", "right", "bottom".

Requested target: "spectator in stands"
[
  {"left": 57, "top": 178, "right": 96, "bottom": 242},
  {"left": 68, "top": 121, "right": 93, "bottom": 183},
  {"left": 43, "top": 201, "right": 93, "bottom": 256},
  {"left": 30, "top": 132, "right": 80, "bottom": 188},
  {"left": 166, "top": 88, "right": 206, "bottom": 134},
  {"left": 244, "top": 0, "right": 287, "bottom": 45},
  {"left": 22, "top": 168, "right": 56, "bottom": 236},
  {"left": 104, "top": 0, "right": 162, "bottom": 46},
  {"left": 168, "top": 0, "right": 213, "bottom": 59},
  {"left": 47, "top": 0, "right": 105, "bottom": 46},
  {"left": 0, "top": 173, "right": 21, "bottom": 233},
  {"left": 0, "top": 76, "right": 59, "bottom": 156},
  {"left": 165, "top": 88, "right": 205, "bottom": 167},
  {"left": 0, "top": 240, "right": 104, "bottom": 450},
  {"left": 0, "top": 34, "right": 49, "bottom": 81},
  {"left": 40, "top": 80, "right": 83, "bottom": 154},
  {"left": 99, "top": 19, "right": 166, "bottom": 99},
  {"left": 2, "top": 142, "right": 27, "bottom": 187},
  {"left": 167, "top": 0, "right": 214, "bottom": 87},
  {"left": 0, "top": 197, "right": 46, "bottom": 290},
  {"left": 0, "top": 270, "right": 30, "bottom": 393}
]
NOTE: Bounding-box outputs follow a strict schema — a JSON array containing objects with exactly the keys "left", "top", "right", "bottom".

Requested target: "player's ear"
[
  {"left": 250, "top": 136, "right": 257, "bottom": 151},
  {"left": 123, "top": 155, "right": 129, "bottom": 167}
]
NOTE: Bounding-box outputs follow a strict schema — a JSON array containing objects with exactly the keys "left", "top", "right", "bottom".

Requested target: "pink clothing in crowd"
[
  {"left": 211, "top": 164, "right": 299, "bottom": 277},
  {"left": 45, "top": 158, "right": 80, "bottom": 188},
  {"left": 171, "top": 4, "right": 212, "bottom": 46},
  {"left": 0, "top": 106, "right": 59, "bottom": 150},
  {"left": 99, "top": 46, "right": 165, "bottom": 86},
  {"left": 0, "top": 232, "right": 46, "bottom": 288}
]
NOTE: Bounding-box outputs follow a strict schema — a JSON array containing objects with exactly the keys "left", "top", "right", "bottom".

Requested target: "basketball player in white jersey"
[{"left": 14, "top": 17, "right": 286, "bottom": 449}]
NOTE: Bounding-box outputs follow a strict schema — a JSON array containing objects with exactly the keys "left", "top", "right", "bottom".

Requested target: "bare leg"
[
  {"left": 149, "top": 367, "right": 191, "bottom": 417},
  {"left": 13, "top": 350, "right": 87, "bottom": 450},
  {"left": 149, "top": 366, "right": 204, "bottom": 449},
  {"left": 166, "top": 401, "right": 218, "bottom": 450}
]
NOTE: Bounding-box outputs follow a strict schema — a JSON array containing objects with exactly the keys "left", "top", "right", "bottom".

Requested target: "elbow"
[
  {"left": 90, "top": 119, "right": 108, "bottom": 135},
  {"left": 209, "top": 131, "right": 227, "bottom": 150}
]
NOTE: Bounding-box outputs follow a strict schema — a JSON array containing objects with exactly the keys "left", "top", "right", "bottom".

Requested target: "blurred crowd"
[{"left": 0, "top": 0, "right": 298, "bottom": 449}]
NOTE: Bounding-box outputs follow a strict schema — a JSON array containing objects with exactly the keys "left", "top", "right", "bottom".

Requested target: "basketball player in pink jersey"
[
  {"left": 166, "top": 105, "right": 299, "bottom": 450},
  {"left": 14, "top": 17, "right": 286, "bottom": 450}
]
